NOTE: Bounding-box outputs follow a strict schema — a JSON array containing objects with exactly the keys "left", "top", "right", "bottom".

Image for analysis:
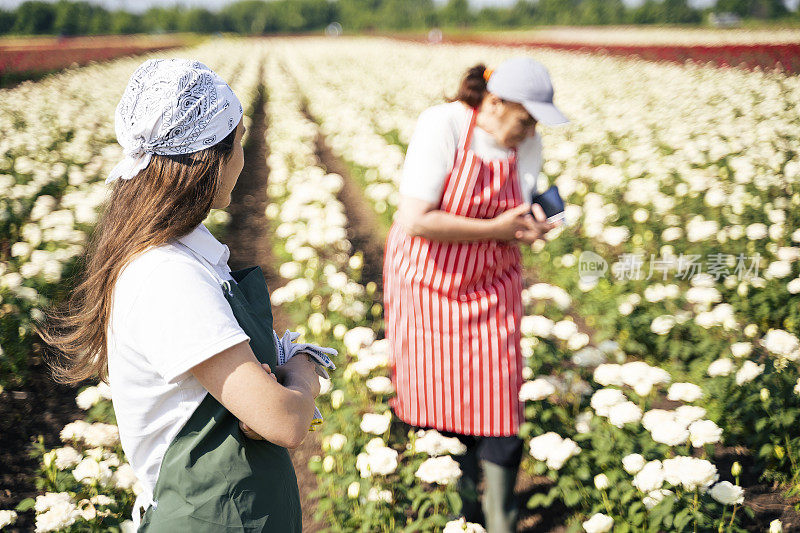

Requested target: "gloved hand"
[{"left": 272, "top": 330, "right": 337, "bottom": 431}]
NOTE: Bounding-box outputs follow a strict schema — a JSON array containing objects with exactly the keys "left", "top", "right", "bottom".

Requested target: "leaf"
[{"left": 15, "top": 498, "right": 35, "bottom": 512}]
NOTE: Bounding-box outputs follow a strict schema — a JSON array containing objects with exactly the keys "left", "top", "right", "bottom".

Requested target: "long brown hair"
[
  {"left": 36, "top": 127, "right": 237, "bottom": 385},
  {"left": 447, "top": 63, "right": 489, "bottom": 108}
]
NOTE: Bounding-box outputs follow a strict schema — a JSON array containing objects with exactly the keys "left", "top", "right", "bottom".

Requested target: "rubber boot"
[
  {"left": 454, "top": 443, "right": 484, "bottom": 525},
  {"left": 480, "top": 459, "right": 519, "bottom": 533}
]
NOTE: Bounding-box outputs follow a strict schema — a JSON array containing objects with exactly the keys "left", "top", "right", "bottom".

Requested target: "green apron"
[{"left": 138, "top": 244, "right": 302, "bottom": 532}]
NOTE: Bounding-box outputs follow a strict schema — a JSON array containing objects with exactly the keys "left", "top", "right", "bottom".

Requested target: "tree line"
[{"left": 0, "top": 0, "right": 795, "bottom": 36}]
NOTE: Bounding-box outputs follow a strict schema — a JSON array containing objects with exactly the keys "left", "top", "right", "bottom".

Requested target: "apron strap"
[
  {"left": 173, "top": 241, "right": 234, "bottom": 295},
  {"left": 459, "top": 106, "right": 478, "bottom": 154}
]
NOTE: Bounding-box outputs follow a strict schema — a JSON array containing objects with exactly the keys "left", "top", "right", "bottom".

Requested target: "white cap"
[{"left": 486, "top": 56, "right": 569, "bottom": 126}]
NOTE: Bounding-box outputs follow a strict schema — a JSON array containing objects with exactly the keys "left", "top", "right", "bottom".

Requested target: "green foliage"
[{"left": 2, "top": 0, "right": 797, "bottom": 37}]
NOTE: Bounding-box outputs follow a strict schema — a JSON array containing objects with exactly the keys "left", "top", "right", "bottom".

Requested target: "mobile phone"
[{"left": 531, "top": 185, "right": 565, "bottom": 223}]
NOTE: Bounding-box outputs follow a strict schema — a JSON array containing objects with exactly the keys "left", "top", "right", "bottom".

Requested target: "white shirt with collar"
[
  {"left": 399, "top": 101, "right": 544, "bottom": 205},
  {"left": 106, "top": 221, "right": 251, "bottom": 526}
]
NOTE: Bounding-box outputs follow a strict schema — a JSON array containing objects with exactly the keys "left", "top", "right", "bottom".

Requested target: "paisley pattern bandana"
[{"left": 106, "top": 58, "right": 243, "bottom": 184}]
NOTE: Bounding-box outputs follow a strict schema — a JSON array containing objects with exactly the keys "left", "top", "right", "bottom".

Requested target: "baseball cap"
[{"left": 486, "top": 56, "right": 569, "bottom": 126}]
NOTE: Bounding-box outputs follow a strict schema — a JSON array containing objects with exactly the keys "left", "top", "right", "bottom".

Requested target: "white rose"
[
  {"left": 575, "top": 411, "right": 593, "bottom": 434},
  {"left": 347, "top": 481, "right": 360, "bottom": 499},
  {"left": 111, "top": 463, "right": 139, "bottom": 491},
  {"left": 34, "top": 500, "right": 79, "bottom": 533},
  {"left": 365, "top": 376, "right": 394, "bottom": 395},
  {"left": 582, "top": 512, "right": 613, "bottom": 533},
  {"left": 343, "top": 327, "right": 376, "bottom": 355},
  {"left": 326, "top": 433, "right": 347, "bottom": 452},
  {"left": 708, "top": 358, "right": 734, "bottom": 377},
  {"left": 667, "top": 382, "right": 703, "bottom": 402},
  {"left": 413, "top": 429, "right": 467, "bottom": 456},
  {"left": 735, "top": 360, "right": 765, "bottom": 385},
  {"left": 0, "top": 510, "right": 17, "bottom": 528},
  {"left": 709, "top": 481, "right": 744, "bottom": 505},
  {"left": 552, "top": 320, "right": 579, "bottom": 340},
  {"left": 746, "top": 223, "right": 767, "bottom": 240},
  {"left": 443, "top": 517, "right": 487, "bottom": 533},
  {"left": 607, "top": 401, "right": 642, "bottom": 428},
  {"left": 356, "top": 446, "right": 398, "bottom": 477},
  {"left": 788, "top": 278, "right": 800, "bottom": 294},
  {"left": 519, "top": 378, "right": 556, "bottom": 401},
  {"left": 53, "top": 446, "right": 82, "bottom": 470},
  {"left": 75, "top": 386, "right": 102, "bottom": 410},
  {"left": 689, "top": 419, "right": 723, "bottom": 447},
  {"left": 520, "top": 315, "right": 554, "bottom": 337},
  {"left": 632, "top": 460, "right": 665, "bottom": 492},
  {"left": 590, "top": 388, "right": 627, "bottom": 416},
  {"left": 762, "top": 329, "right": 800, "bottom": 360},
  {"left": 730, "top": 342, "right": 752, "bottom": 358},
  {"left": 650, "top": 315, "right": 676, "bottom": 335},
  {"left": 546, "top": 438, "right": 581, "bottom": 470},
  {"left": 593, "top": 364, "right": 624, "bottom": 387},
  {"left": 770, "top": 519, "right": 783, "bottom": 533},
  {"left": 415, "top": 456, "right": 462, "bottom": 485},
  {"left": 71, "top": 457, "right": 112, "bottom": 485},
  {"left": 367, "top": 487, "right": 393, "bottom": 503},
  {"left": 649, "top": 419, "right": 689, "bottom": 446},
  {"left": 641, "top": 409, "right": 675, "bottom": 431},
  {"left": 662, "top": 456, "right": 718, "bottom": 491},
  {"left": 360, "top": 412, "right": 392, "bottom": 435},
  {"left": 766, "top": 260, "right": 792, "bottom": 279},
  {"left": 622, "top": 453, "right": 645, "bottom": 474},
  {"left": 642, "top": 488, "right": 674, "bottom": 510},
  {"left": 674, "top": 405, "right": 706, "bottom": 425}
]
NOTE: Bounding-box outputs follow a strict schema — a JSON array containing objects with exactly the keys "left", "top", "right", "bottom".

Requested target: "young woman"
[
  {"left": 383, "top": 56, "right": 569, "bottom": 532},
  {"left": 38, "top": 59, "right": 324, "bottom": 532}
]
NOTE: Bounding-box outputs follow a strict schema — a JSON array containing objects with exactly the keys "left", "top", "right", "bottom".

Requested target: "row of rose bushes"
[
  {"left": 0, "top": 37, "right": 262, "bottom": 389},
  {"left": 262, "top": 52, "right": 482, "bottom": 533},
  {"left": 271, "top": 37, "right": 800, "bottom": 530},
  {"left": 1, "top": 42, "right": 486, "bottom": 533},
  {"left": 0, "top": 40, "right": 268, "bottom": 531}
]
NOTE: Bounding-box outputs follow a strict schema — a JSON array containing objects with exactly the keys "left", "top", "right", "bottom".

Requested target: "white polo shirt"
[
  {"left": 399, "top": 101, "right": 544, "bottom": 206},
  {"left": 106, "top": 221, "right": 251, "bottom": 524}
]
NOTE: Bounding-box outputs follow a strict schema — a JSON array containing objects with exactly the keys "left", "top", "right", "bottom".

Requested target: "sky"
[{"left": 1, "top": 0, "right": 797, "bottom": 13}]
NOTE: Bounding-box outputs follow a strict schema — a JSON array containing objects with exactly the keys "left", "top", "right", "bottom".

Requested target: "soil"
[
  {"left": 225, "top": 68, "right": 323, "bottom": 532},
  {"left": 0, "top": 354, "right": 83, "bottom": 532}
]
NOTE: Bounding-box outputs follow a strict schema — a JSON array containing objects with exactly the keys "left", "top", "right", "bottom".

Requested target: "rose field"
[
  {"left": 0, "top": 32, "right": 799, "bottom": 532},
  {"left": 0, "top": 35, "right": 187, "bottom": 87}
]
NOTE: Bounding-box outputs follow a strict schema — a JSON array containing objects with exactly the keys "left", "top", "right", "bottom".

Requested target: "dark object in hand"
[{"left": 531, "top": 185, "right": 565, "bottom": 223}]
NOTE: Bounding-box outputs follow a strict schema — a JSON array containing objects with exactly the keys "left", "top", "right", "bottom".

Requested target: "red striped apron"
[{"left": 383, "top": 105, "right": 524, "bottom": 437}]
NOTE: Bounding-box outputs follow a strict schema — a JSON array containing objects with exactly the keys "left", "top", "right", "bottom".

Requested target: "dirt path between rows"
[{"left": 225, "top": 64, "right": 323, "bottom": 533}]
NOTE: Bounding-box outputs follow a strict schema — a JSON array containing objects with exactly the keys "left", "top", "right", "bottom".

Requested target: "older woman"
[{"left": 383, "top": 56, "right": 569, "bottom": 532}]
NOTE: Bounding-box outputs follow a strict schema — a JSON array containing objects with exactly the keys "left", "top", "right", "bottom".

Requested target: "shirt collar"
[{"left": 176, "top": 222, "right": 230, "bottom": 267}]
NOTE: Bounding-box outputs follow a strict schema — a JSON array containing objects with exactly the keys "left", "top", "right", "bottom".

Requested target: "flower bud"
[
  {"left": 775, "top": 445, "right": 785, "bottom": 460},
  {"left": 731, "top": 461, "right": 742, "bottom": 477},
  {"left": 594, "top": 473, "right": 609, "bottom": 490},
  {"left": 760, "top": 388, "right": 770, "bottom": 402},
  {"left": 347, "top": 481, "right": 360, "bottom": 499},
  {"left": 43, "top": 450, "right": 56, "bottom": 469}
]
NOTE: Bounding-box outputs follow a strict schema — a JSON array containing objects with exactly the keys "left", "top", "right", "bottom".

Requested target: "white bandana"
[{"left": 106, "top": 58, "right": 243, "bottom": 184}]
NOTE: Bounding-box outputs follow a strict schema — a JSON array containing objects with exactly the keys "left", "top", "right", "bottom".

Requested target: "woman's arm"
[
  {"left": 189, "top": 340, "right": 320, "bottom": 449},
  {"left": 397, "top": 195, "right": 557, "bottom": 243}
]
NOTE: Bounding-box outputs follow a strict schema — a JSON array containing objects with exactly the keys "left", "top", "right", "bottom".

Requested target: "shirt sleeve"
[
  {"left": 517, "top": 131, "right": 544, "bottom": 202},
  {"left": 398, "top": 106, "right": 457, "bottom": 205},
  {"left": 122, "top": 257, "right": 251, "bottom": 384}
]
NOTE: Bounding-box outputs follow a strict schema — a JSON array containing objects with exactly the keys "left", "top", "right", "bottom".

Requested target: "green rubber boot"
[{"left": 480, "top": 460, "right": 519, "bottom": 533}]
